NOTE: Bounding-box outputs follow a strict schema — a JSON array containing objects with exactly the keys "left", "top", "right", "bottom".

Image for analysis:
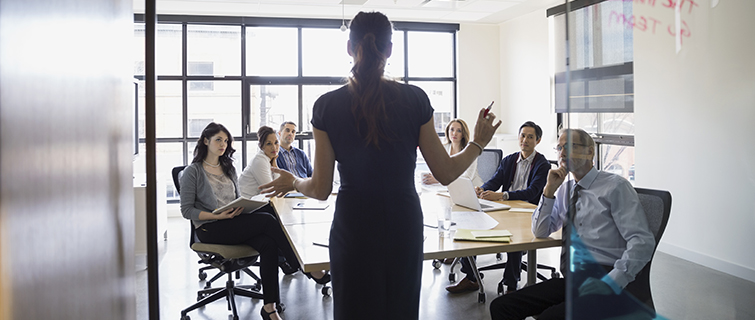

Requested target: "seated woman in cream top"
[
  {"left": 239, "top": 126, "right": 282, "bottom": 198},
  {"left": 423, "top": 119, "right": 484, "bottom": 186}
]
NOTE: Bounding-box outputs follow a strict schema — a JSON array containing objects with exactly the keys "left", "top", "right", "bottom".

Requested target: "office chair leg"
[
  {"left": 181, "top": 284, "right": 231, "bottom": 317},
  {"left": 205, "top": 270, "right": 225, "bottom": 288}
]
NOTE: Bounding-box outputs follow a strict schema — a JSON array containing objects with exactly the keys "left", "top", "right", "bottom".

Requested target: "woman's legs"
[{"left": 195, "top": 211, "right": 296, "bottom": 305}]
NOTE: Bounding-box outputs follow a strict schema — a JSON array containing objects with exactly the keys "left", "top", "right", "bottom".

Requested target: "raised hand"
[{"left": 471, "top": 104, "right": 502, "bottom": 149}]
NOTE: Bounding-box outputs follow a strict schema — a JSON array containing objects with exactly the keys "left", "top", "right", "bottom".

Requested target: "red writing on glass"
[{"left": 609, "top": 10, "right": 691, "bottom": 44}]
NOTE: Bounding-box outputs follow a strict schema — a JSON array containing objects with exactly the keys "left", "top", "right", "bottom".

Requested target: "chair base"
[{"left": 180, "top": 274, "right": 264, "bottom": 320}]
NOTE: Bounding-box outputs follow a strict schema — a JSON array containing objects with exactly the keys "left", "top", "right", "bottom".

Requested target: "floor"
[{"left": 136, "top": 217, "right": 755, "bottom": 320}]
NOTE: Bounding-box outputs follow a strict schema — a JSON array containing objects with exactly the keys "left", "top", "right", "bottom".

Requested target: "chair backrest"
[
  {"left": 171, "top": 165, "right": 198, "bottom": 247},
  {"left": 477, "top": 148, "right": 503, "bottom": 183},
  {"left": 172, "top": 165, "right": 187, "bottom": 195},
  {"left": 634, "top": 187, "right": 672, "bottom": 245},
  {"left": 632, "top": 187, "right": 672, "bottom": 310}
]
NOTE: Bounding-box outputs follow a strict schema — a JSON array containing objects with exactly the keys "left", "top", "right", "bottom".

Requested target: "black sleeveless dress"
[{"left": 312, "top": 83, "right": 434, "bottom": 320}]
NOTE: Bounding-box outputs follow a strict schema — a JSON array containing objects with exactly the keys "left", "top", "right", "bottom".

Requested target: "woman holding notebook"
[
  {"left": 179, "top": 122, "right": 329, "bottom": 320},
  {"left": 259, "top": 12, "right": 500, "bottom": 320}
]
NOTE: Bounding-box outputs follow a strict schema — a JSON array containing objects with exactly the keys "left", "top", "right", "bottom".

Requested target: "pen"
[{"left": 483, "top": 101, "right": 494, "bottom": 118}]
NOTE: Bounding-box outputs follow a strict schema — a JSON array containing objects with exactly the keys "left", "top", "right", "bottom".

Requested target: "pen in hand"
[{"left": 483, "top": 101, "right": 494, "bottom": 118}]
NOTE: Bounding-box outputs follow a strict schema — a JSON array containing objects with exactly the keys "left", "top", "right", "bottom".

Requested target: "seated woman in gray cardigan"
[{"left": 180, "top": 122, "right": 329, "bottom": 320}]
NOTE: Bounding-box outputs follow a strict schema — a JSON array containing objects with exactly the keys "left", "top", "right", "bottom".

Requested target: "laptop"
[{"left": 447, "top": 177, "right": 511, "bottom": 212}]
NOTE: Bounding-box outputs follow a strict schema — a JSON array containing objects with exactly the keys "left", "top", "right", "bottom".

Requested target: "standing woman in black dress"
[{"left": 261, "top": 11, "right": 500, "bottom": 319}]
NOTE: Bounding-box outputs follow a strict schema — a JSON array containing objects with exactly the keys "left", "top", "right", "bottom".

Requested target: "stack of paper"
[{"left": 453, "top": 229, "right": 512, "bottom": 243}]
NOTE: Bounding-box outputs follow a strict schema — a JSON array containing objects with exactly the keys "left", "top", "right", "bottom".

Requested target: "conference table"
[{"left": 271, "top": 190, "right": 561, "bottom": 302}]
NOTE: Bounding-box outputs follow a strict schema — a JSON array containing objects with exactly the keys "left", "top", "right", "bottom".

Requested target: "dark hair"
[
  {"left": 279, "top": 121, "right": 296, "bottom": 132},
  {"left": 257, "top": 126, "right": 277, "bottom": 150},
  {"left": 445, "top": 119, "right": 470, "bottom": 148},
  {"left": 519, "top": 121, "right": 543, "bottom": 140},
  {"left": 347, "top": 11, "right": 396, "bottom": 148},
  {"left": 192, "top": 122, "right": 236, "bottom": 178}
]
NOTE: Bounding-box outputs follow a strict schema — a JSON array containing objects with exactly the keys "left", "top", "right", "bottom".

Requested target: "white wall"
[
  {"left": 457, "top": 23, "right": 502, "bottom": 137},
  {"left": 497, "top": 8, "right": 559, "bottom": 158},
  {"left": 635, "top": 0, "right": 755, "bottom": 282}
]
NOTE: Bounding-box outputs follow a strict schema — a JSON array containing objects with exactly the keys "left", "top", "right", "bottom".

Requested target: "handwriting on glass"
[{"left": 609, "top": 0, "right": 700, "bottom": 44}]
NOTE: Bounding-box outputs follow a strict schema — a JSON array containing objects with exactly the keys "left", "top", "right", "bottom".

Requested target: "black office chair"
[
  {"left": 172, "top": 165, "right": 265, "bottom": 320},
  {"left": 632, "top": 187, "right": 672, "bottom": 311}
]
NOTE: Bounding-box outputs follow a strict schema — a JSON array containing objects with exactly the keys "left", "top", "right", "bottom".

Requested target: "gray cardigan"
[{"left": 180, "top": 162, "right": 240, "bottom": 228}]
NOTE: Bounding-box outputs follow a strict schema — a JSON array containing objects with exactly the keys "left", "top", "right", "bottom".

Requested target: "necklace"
[{"left": 203, "top": 160, "right": 220, "bottom": 168}]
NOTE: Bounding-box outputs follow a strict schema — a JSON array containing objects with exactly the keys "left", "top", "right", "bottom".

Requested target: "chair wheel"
[
  {"left": 196, "top": 293, "right": 203, "bottom": 301},
  {"left": 432, "top": 259, "right": 442, "bottom": 269},
  {"left": 479, "top": 273, "right": 485, "bottom": 279},
  {"left": 552, "top": 271, "right": 561, "bottom": 279},
  {"left": 448, "top": 273, "right": 456, "bottom": 283},
  {"left": 198, "top": 272, "right": 207, "bottom": 281},
  {"left": 497, "top": 282, "right": 504, "bottom": 295},
  {"left": 232, "top": 316, "right": 239, "bottom": 320},
  {"left": 322, "top": 286, "right": 332, "bottom": 296},
  {"left": 181, "top": 315, "right": 190, "bottom": 320},
  {"left": 478, "top": 292, "right": 486, "bottom": 303}
]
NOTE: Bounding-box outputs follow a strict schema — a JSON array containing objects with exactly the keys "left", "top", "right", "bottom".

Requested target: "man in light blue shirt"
[
  {"left": 490, "top": 128, "right": 655, "bottom": 320},
  {"left": 276, "top": 121, "right": 313, "bottom": 178}
]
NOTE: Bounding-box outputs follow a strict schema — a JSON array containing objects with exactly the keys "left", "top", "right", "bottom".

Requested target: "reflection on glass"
[
  {"left": 410, "top": 81, "right": 454, "bottom": 133},
  {"left": 188, "top": 81, "right": 241, "bottom": 136},
  {"left": 187, "top": 25, "right": 241, "bottom": 76},
  {"left": 302, "top": 28, "right": 351, "bottom": 77},
  {"left": 249, "top": 85, "right": 298, "bottom": 133},
  {"left": 407, "top": 31, "right": 453, "bottom": 77},
  {"left": 247, "top": 27, "right": 298, "bottom": 76},
  {"left": 302, "top": 84, "right": 344, "bottom": 132}
]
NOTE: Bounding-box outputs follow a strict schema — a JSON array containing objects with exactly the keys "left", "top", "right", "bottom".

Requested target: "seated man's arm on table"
[{"left": 601, "top": 180, "right": 656, "bottom": 293}]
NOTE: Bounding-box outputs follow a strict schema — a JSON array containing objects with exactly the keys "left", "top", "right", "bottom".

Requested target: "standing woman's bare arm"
[{"left": 260, "top": 128, "right": 335, "bottom": 200}]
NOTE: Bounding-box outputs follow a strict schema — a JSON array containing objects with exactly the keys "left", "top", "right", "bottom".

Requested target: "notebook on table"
[{"left": 447, "top": 177, "right": 511, "bottom": 212}]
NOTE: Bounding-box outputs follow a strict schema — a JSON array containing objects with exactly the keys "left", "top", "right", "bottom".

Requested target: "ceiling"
[{"left": 134, "top": 0, "right": 559, "bottom": 24}]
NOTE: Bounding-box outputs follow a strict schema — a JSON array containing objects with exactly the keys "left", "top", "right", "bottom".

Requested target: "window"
[
  {"left": 188, "top": 62, "right": 214, "bottom": 91},
  {"left": 134, "top": 14, "right": 459, "bottom": 201},
  {"left": 549, "top": 0, "right": 636, "bottom": 184}
]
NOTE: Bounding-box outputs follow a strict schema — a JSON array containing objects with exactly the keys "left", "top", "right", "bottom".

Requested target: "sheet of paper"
[
  {"left": 451, "top": 211, "right": 498, "bottom": 230},
  {"left": 292, "top": 199, "right": 329, "bottom": 210},
  {"left": 509, "top": 208, "right": 535, "bottom": 213}
]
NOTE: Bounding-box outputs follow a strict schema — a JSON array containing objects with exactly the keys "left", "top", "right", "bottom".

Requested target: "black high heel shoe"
[
  {"left": 260, "top": 304, "right": 284, "bottom": 320},
  {"left": 304, "top": 271, "right": 331, "bottom": 285}
]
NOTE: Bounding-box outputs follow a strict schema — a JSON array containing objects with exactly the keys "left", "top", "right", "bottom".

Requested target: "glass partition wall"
[{"left": 133, "top": 15, "right": 459, "bottom": 202}]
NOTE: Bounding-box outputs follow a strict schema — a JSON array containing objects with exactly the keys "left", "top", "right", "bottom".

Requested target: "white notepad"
[{"left": 471, "top": 230, "right": 513, "bottom": 238}]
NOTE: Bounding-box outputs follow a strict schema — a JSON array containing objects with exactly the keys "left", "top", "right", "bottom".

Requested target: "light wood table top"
[{"left": 272, "top": 192, "right": 561, "bottom": 273}]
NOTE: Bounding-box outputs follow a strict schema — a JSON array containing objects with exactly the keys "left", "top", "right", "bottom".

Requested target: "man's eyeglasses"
[{"left": 554, "top": 143, "right": 589, "bottom": 153}]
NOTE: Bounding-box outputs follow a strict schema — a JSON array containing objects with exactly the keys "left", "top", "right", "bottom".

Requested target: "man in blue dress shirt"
[
  {"left": 276, "top": 121, "right": 313, "bottom": 178},
  {"left": 489, "top": 128, "right": 655, "bottom": 320}
]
